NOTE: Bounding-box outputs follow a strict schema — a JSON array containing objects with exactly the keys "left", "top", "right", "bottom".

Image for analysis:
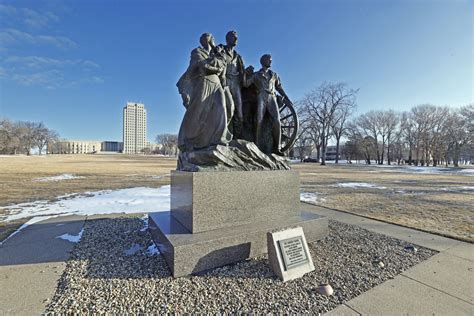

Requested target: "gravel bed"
[{"left": 46, "top": 216, "right": 437, "bottom": 314}]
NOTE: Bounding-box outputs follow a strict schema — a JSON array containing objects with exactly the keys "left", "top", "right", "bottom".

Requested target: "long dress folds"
[{"left": 178, "top": 57, "right": 232, "bottom": 151}]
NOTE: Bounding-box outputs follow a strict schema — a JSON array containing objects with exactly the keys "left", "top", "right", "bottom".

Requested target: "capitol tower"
[{"left": 123, "top": 102, "right": 147, "bottom": 154}]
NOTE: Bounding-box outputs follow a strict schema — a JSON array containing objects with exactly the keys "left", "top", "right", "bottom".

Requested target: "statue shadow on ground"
[
  {"left": 0, "top": 217, "right": 86, "bottom": 266},
  {"left": 76, "top": 217, "right": 276, "bottom": 281},
  {"left": 0, "top": 215, "right": 276, "bottom": 280},
  {"left": 193, "top": 250, "right": 277, "bottom": 281},
  {"left": 76, "top": 217, "right": 171, "bottom": 280}
]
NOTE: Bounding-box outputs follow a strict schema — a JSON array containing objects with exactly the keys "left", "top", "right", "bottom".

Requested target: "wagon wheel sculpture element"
[{"left": 277, "top": 95, "right": 299, "bottom": 153}]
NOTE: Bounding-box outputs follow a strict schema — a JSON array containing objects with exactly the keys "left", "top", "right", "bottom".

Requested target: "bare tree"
[
  {"left": 155, "top": 134, "right": 178, "bottom": 156},
  {"left": 383, "top": 110, "right": 399, "bottom": 165},
  {"left": 400, "top": 112, "right": 416, "bottom": 165},
  {"left": 353, "top": 110, "right": 399, "bottom": 165},
  {"left": 409, "top": 105, "right": 451, "bottom": 166},
  {"left": 297, "top": 104, "right": 323, "bottom": 160},
  {"left": 34, "top": 123, "right": 59, "bottom": 155},
  {"left": 331, "top": 95, "right": 357, "bottom": 163},
  {"left": 356, "top": 111, "right": 381, "bottom": 163},
  {"left": 1, "top": 119, "right": 60, "bottom": 155},
  {"left": 346, "top": 120, "right": 376, "bottom": 164},
  {"left": 344, "top": 121, "right": 362, "bottom": 163},
  {"left": 299, "top": 82, "right": 358, "bottom": 165},
  {"left": 391, "top": 127, "right": 405, "bottom": 164},
  {"left": 445, "top": 105, "right": 472, "bottom": 167},
  {"left": 294, "top": 127, "right": 313, "bottom": 160},
  {"left": 0, "top": 119, "right": 14, "bottom": 154}
]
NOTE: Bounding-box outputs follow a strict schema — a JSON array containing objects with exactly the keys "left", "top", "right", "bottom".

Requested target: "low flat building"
[
  {"left": 49, "top": 140, "right": 102, "bottom": 154},
  {"left": 101, "top": 141, "right": 123, "bottom": 152}
]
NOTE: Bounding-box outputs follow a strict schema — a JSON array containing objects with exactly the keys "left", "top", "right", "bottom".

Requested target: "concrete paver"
[
  {"left": 0, "top": 262, "right": 66, "bottom": 315},
  {"left": 345, "top": 275, "right": 473, "bottom": 315},
  {"left": 0, "top": 215, "right": 85, "bottom": 314},
  {"left": 0, "top": 215, "right": 85, "bottom": 265},
  {"left": 444, "top": 242, "right": 474, "bottom": 262},
  {"left": 324, "top": 304, "right": 360, "bottom": 315},
  {"left": 402, "top": 252, "right": 474, "bottom": 304}
]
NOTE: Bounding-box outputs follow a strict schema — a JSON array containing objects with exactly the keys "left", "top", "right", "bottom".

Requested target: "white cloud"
[
  {"left": 37, "top": 34, "right": 76, "bottom": 49},
  {"left": 68, "top": 76, "right": 105, "bottom": 87},
  {"left": 0, "top": 4, "right": 59, "bottom": 29},
  {"left": 82, "top": 60, "right": 100, "bottom": 69},
  {"left": 0, "top": 29, "right": 77, "bottom": 49},
  {"left": 5, "top": 55, "right": 100, "bottom": 69},
  {"left": 88, "top": 76, "right": 104, "bottom": 84},
  {"left": 0, "top": 4, "right": 17, "bottom": 16},
  {"left": 22, "top": 8, "right": 59, "bottom": 29},
  {"left": 3, "top": 56, "right": 103, "bottom": 88},
  {"left": 0, "top": 5, "right": 100, "bottom": 89},
  {"left": 11, "top": 69, "right": 63, "bottom": 88}
]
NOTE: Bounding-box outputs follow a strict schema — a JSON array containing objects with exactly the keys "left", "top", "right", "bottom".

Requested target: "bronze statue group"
[{"left": 176, "top": 30, "right": 294, "bottom": 171}]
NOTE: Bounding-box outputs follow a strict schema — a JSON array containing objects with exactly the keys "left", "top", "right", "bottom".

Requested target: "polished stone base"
[
  {"left": 171, "top": 170, "right": 300, "bottom": 233},
  {"left": 148, "top": 211, "right": 328, "bottom": 277}
]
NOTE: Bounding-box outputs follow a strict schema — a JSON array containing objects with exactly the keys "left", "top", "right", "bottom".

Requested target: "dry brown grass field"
[
  {"left": 295, "top": 162, "right": 474, "bottom": 242},
  {"left": 0, "top": 154, "right": 472, "bottom": 242}
]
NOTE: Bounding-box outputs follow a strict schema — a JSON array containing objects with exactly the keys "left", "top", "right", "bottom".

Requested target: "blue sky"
[{"left": 0, "top": 0, "right": 472, "bottom": 142}]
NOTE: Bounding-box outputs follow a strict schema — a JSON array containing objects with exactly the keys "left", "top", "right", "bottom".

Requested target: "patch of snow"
[
  {"left": 146, "top": 243, "right": 160, "bottom": 256},
  {"left": 370, "top": 166, "right": 474, "bottom": 176},
  {"left": 139, "top": 214, "right": 149, "bottom": 232},
  {"left": 440, "top": 186, "right": 474, "bottom": 192},
  {"left": 125, "top": 174, "right": 170, "bottom": 179},
  {"left": 1, "top": 186, "right": 171, "bottom": 223},
  {"left": 333, "top": 182, "right": 387, "bottom": 189},
  {"left": 393, "top": 190, "right": 425, "bottom": 195},
  {"left": 124, "top": 243, "right": 142, "bottom": 256},
  {"left": 300, "top": 192, "right": 326, "bottom": 203},
  {"left": 151, "top": 174, "right": 169, "bottom": 179},
  {"left": 56, "top": 228, "right": 83, "bottom": 243},
  {"left": 0, "top": 186, "right": 171, "bottom": 241},
  {"left": 322, "top": 160, "right": 349, "bottom": 164},
  {"left": 33, "top": 174, "right": 85, "bottom": 182}
]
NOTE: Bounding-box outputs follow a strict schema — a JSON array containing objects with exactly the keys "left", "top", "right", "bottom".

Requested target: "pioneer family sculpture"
[
  {"left": 147, "top": 31, "right": 327, "bottom": 278},
  {"left": 177, "top": 31, "right": 298, "bottom": 171}
]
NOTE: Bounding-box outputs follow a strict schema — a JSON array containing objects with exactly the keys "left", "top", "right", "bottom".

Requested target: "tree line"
[
  {"left": 296, "top": 82, "right": 473, "bottom": 167},
  {"left": 0, "top": 119, "right": 59, "bottom": 155}
]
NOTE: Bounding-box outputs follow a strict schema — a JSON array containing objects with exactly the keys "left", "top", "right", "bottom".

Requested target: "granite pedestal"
[{"left": 149, "top": 170, "right": 328, "bottom": 277}]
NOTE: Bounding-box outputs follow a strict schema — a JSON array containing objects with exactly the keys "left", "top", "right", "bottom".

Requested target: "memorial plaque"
[
  {"left": 278, "top": 236, "right": 309, "bottom": 270},
  {"left": 267, "top": 226, "right": 315, "bottom": 282}
]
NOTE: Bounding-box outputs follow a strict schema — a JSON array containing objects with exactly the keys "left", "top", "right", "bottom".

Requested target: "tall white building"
[{"left": 123, "top": 102, "right": 147, "bottom": 154}]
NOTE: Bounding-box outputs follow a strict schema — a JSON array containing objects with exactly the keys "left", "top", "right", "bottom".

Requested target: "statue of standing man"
[
  {"left": 219, "top": 30, "right": 245, "bottom": 138},
  {"left": 244, "top": 54, "right": 293, "bottom": 155}
]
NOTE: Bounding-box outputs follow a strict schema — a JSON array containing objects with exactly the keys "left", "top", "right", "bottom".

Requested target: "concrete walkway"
[
  {"left": 301, "top": 203, "right": 474, "bottom": 315},
  {"left": 0, "top": 215, "right": 85, "bottom": 315}
]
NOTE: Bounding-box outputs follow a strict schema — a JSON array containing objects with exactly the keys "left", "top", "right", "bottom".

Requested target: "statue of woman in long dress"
[{"left": 178, "top": 45, "right": 232, "bottom": 152}]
